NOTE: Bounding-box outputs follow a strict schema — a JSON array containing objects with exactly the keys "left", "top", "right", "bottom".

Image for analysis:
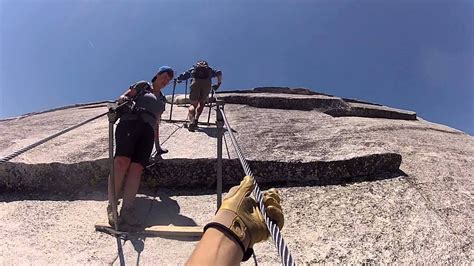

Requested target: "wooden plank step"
[{"left": 95, "top": 223, "right": 204, "bottom": 237}]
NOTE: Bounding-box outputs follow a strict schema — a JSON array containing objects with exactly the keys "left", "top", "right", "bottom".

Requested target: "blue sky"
[{"left": 1, "top": 0, "right": 473, "bottom": 134}]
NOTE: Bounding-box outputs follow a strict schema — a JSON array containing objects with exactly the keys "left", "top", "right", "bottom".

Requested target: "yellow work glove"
[{"left": 204, "top": 176, "right": 284, "bottom": 261}]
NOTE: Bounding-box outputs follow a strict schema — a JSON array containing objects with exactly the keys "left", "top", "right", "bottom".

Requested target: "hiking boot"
[
  {"left": 188, "top": 111, "right": 195, "bottom": 125},
  {"left": 107, "top": 204, "right": 116, "bottom": 227},
  {"left": 190, "top": 119, "right": 199, "bottom": 131},
  {"left": 120, "top": 206, "right": 141, "bottom": 229},
  {"left": 107, "top": 201, "right": 121, "bottom": 227},
  {"left": 187, "top": 121, "right": 196, "bottom": 132}
]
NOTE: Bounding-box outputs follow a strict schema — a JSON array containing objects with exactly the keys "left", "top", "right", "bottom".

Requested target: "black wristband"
[{"left": 204, "top": 222, "right": 248, "bottom": 260}]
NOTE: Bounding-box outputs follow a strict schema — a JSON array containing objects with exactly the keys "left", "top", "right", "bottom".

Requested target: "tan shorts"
[{"left": 189, "top": 86, "right": 212, "bottom": 102}]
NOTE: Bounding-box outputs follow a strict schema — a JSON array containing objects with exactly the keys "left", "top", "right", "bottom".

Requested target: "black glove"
[
  {"left": 176, "top": 74, "right": 187, "bottom": 83},
  {"left": 212, "top": 83, "right": 220, "bottom": 91}
]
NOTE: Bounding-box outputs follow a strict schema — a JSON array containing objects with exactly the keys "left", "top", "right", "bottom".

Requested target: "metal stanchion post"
[
  {"left": 107, "top": 110, "right": 119, "bottom": 230},
  {"left": 169, "top": 79, "right": 177, "bottom": 122},
  {"left": 184, "top": 79, "right": 188, "bottom": 107},
  {"left": 106, "top": 108, "right": 125, "bottom": 265},
  {"left": 216, "top": 101, "right": 224, "bottom": 210},
  {"left": 207, "top": 89, "right": 215, "bottom": 126}
]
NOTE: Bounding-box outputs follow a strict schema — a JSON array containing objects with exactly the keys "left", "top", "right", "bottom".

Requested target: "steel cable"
[
  {"left": 218, "top": 107, "right": 296, "bottom": 266},
  {"left": 0, "top": 112, "right": 108, "bottom": 163}
]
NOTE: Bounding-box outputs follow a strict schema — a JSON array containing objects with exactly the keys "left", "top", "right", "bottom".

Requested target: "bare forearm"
[{"left": 186, "top": 228, "right": 243, "bottom": 266}]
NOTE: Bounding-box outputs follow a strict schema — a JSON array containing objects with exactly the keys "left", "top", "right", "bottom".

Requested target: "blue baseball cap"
[{"left": 157, "top": 66, "right": 174, "bottom": 78}]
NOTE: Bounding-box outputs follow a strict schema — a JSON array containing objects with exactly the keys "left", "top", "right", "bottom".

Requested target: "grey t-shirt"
[{"left": 120, "top": 80, "right": 166, "bottom": 131}]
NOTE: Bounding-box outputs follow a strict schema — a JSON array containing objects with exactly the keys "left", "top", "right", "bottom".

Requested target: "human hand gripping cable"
[
  {"left": 117, "top": 95, "right": 130, "bottom": 104},
  {"left": 204, "top": 175, "right": 284, "bottom": 261},
  {"left": 176, "top": 72, "right": 189, "bottom": 84},
  {"left": 211, "top": 83, "right": 221, "bottom": 91}
]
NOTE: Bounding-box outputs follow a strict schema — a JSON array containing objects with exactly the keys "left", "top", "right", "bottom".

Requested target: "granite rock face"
[
  {"left": 167, "top": 87, "right": 417, "bottom": 120},
  {"left": 327, "top": 102, "right": 416, "bottom": 120},
  {"left": 0, "top": 160, "right": 109, "bottom": 193},
  {"left": 218, "top": 92, "right": 351, "bottom": 112},
  {"left": 0, "top": 87, "right": 472, "bottom": 264},
  {"left": 144, "top": 153, "right": 401, "bottom": 189},
  {"left": 216, "top": 87, "right": 417, "bottom": 120}
]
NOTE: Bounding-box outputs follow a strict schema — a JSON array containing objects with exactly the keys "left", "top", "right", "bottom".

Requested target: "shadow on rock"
[
  {"left": 132, "top": 190, "right": 200, "bottom": 242},
  {"left": 268, "top": 169, "right": 409, "bottom": 189},
  {"left": 135, "top": 192, "right": 197, "bottom": 228},
  {"left": 194, "top": 126, "right": 218, "bottom": 138},
  {"left": 192, "top": 125, "right": 237, "bottom": 137}
]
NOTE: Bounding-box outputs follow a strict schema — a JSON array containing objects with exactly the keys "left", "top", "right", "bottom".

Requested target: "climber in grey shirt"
[
  {"left": 107, "top": 66, "right": 174, "bottom": 230},
  {"left": 120, "top": 80, "right": 166, "bottom": 132}
]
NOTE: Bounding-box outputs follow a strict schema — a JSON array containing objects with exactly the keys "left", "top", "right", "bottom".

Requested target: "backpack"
[{"left": 193, "top": 65, "right": 212, "bottom": 79}]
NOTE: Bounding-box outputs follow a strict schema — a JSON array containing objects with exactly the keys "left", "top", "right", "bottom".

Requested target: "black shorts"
[{"left": 115, "top": 119, "right": 154, "bottom": 167}]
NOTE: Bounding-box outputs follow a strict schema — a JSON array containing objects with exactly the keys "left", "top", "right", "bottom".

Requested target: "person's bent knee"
[
  {"left": 197, "top": 100, "right": 206, "bottom": 108},
  {"left": 114, "top": 156, "right": 131, "bottom": 171},
  {"left": 128, "top": 162, "right": 144, "bottom": 177}
]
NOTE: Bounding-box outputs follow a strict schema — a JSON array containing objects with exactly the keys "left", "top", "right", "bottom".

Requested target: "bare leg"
[
  {"left": 108, "top": 156, "right": 131, "bottom": 204},
  {"left": 122, "top": 162, "right": 144, "bottom": 208},
  {"left": 188, "top": 101, "right": 200, "bottom": 131},
  {"left": 195, "top": 100, "right": 206, "bottom": 122},
  {"left": 188, "top": 101, "right": 199, "bottom": 122}
]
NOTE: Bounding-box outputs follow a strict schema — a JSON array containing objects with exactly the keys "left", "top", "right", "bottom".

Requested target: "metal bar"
[
  {"left": 161, "top": 119, "right": 216, "bottom": 126},
  {"left": 107, "top": 113, "right": 119, "bottom": 232},
  {"left": 216, "top": 101, "right": 224, "bottom": 210},
  {"left": 207, "top": 89, "right": 215, "bottom": 126},
  {"left": 95, "top": 223, "right": 204, "bottom": 237},
  {"left": 223, "top": 133, "right": 231, "bottom": 159},
  {"left": 169, "top": 79, "right": 177, "bottom": 122}
]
